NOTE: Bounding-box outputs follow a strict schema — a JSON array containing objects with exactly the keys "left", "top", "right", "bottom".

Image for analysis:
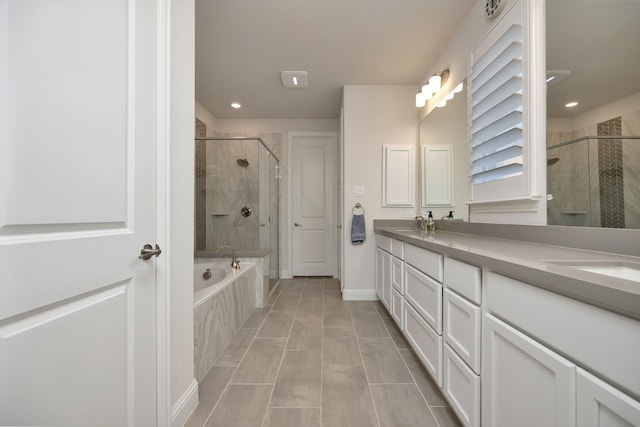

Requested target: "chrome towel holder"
[{"left": 352, "top": 202, "right": 365, "bottom": 215}]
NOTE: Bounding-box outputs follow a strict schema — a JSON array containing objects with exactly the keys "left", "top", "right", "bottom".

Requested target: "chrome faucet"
[
  {"left": 214, "top": 245, "right": 240, "bottom": 269},
  {"left": 414, "top": 215, "right": 426, "bottom": 230}
]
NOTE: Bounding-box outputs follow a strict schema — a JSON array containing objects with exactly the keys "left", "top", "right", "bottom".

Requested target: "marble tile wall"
[
  {"left": 204, "top": 133, "right": 281, "bottom": 255},
  {"left": 194, "top": 265, "right": 257, "bottom": 382},
  {"left": 547, "top": 110, "right": 640, "bottom": 228},
  {"left": 195, "top": 119, "right": 207, "bottom": 250}
]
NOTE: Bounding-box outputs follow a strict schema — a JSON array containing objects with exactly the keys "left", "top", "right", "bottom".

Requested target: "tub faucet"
[
  {"left": 203, "top": 269, "right": 212, "bottom": 280},
  {"left": 214, "top": 245, "right": 240, "bottom": 269}
]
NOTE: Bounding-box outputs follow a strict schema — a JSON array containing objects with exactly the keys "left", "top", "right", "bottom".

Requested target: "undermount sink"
[{"left": 547, "top": 261, "right": 640, "bottom": 283}]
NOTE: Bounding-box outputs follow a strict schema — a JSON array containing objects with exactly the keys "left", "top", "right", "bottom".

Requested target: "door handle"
[
  {"left": 294, "top": 222, "right": 302, "bottom": 227},
  {"left": 139, "top": 244, "right": 162, "bottom": 260}
]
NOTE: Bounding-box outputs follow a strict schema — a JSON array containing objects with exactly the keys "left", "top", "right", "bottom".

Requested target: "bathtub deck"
[{"left": 184, "top": 277, "right": 461, "bottom": 427}]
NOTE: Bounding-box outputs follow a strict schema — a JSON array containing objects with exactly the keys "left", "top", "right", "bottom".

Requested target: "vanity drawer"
[
  {"left": 404, "top": 263, "right": 442, "bottom": 334},
  {"left": 391, "top": 256, "right": 404, "bottom": 294},
  {"left": 444, "top": 289, "right": 481, "bottom": 374},
  {"left": 391, "top": 288, "right": 404, "bottom": 331},
  {"left": 444, "top": 258, "right": 481, "bottom": 305},
  {"left": 404, "top": 302, "right": 443, "bottom": 387},
  {"left": 391, "top": 239, "right": 404, "bottom": 260},
  {"left": 376, "top": 234, "right": 392, "bottom": 253},
  {"left": 444, "top": 344, "right": 480, "bottom": 427},
  {"left": 405, "top": 244, "right": 443, "bottom": 282}
]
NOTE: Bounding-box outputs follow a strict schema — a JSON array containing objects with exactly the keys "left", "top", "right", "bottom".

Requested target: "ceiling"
[
  {"left": 195, "top": 0, "right": 475, "bottom": 119},
  {"left": 546, "top": 0, "right": 640, "bottom": 118}
]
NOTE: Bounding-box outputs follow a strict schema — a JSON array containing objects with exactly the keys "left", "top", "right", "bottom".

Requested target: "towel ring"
[{"left": 352, "top": 203, "right": 365, "bottom": 215}]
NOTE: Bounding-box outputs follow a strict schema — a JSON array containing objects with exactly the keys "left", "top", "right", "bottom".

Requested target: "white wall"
[
  {"left": 170, "top": 0, "right": 197, "bottom": 425},
  {"left": 215, "top": 118, "right": 339, "bottom": 278},
  {"left": 342, "top": 85, "right": 419, "bottom": 299},
  {"left": 195, "top": 99, "right": 217, "bottom": 134}
]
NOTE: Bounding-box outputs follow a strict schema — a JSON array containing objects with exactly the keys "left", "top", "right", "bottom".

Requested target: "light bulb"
[
  {"left": 437, "top": 99, "right": 447, "bottom": 108},
  {"left": 416, "top": 92, "right": 426, "bottom": 108},
  {"left": 453, "top": 82, "right": 464, "bottom": 93},
  {"left": 429, "top": 74, "right": 442, "bottom": 92}
]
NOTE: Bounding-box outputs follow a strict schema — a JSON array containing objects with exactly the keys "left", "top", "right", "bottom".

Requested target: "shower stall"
[
  {"left": 194, "top": 135, "right": 281, "bottom": 291},
  {"left": 547, "top": 136, "right": 640, "bottom": 228}
]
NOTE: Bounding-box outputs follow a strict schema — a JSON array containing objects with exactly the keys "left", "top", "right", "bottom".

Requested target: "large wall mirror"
[
  {"left": 420, "top": 80, "right": 469, "bottom": 221},
  {"left": 546, "top": 0, "right": 640, "bottom": 229}
]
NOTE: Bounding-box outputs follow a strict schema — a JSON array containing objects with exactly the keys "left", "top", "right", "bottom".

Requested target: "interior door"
[
  {"left": 291, "top": 132, "right": 337, "bottom": 276},
  {"left": 0, "top": 1, "right": 160, "bottom": 425}
]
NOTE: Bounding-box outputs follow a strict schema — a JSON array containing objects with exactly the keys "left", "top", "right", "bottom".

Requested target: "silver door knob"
[
  {"left": 139, "top": 244, "right": 162, "bottom": 260},
  {"left": 294, "top": 222, "right": 302, "bottom": 227}
]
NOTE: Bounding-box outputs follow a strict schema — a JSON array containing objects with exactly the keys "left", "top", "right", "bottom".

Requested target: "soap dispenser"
[
  {"left": 447, "top": 211, "right": 454, "bottom": 221},
  {"left": 426, "top": 211, "right": 435, "bottom": 231}
]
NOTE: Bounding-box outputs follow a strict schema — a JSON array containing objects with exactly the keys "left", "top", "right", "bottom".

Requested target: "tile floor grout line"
[
  {"left": 259, "top": 279, "right": 302, "bottom": 427},
  {"left": 351, "top": 303, "right": 384, "bottom": 427},
  {"left": 377, "top": 302, "right": 445, "bottom": 427}
]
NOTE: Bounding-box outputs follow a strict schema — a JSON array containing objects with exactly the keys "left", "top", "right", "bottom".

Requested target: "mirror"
[
  {"left": 420, "top": 79, "right": 469, "bottom": 221},
  {"left": 546, "top": 0, "right": 640, "bottom": 228}
]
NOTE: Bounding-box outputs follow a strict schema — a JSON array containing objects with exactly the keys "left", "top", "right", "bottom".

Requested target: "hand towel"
[{"left": 351, "top": 213, "right": 366, "bottom": 245}]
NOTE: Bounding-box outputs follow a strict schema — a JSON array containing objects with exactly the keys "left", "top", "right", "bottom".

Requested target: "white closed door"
[
  {"left": 0, "top": 1, "right": 162, "bottom": 425},
  {"left": 291, "top": 132, "right": 337, "bottom": 276}
]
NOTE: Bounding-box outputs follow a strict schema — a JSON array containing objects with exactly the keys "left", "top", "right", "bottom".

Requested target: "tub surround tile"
[
  {"left": 205, "top": 384, "right": 272, "bottom": 427},
  {"left": 230, "top": 338, "right": 286, "bottom": 384},
  {"left": 370, "top": 384, "right": 437, "bottom": 427},
  {"left": 270, "top": 350, "right": 322, "bottom": 408}
]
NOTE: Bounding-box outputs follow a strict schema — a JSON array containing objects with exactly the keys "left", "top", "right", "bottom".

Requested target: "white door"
[
  {"left": 483, "top": 314, "right": 576, "bottom": 427},
  {"left": 291, "top": 132, "right": 337, "bottom": 276},
  {"left": 0, "top": 1, "right": 162, "bottom": 425}
]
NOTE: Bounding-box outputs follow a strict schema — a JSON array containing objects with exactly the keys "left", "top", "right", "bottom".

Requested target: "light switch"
[{"left": 354, "top": 186, "right": 365, "bottom": 197}]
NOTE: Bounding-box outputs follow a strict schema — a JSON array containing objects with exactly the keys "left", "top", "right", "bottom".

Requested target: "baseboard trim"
[
  {"left": 342, "top": 289, "right": 377, "bottom": 301},
  {"left": 281, "top": 270, "right": 293, "bottom": 279},
  {"left": 171, "top": 378, "right": 199, "bottom": 427}
]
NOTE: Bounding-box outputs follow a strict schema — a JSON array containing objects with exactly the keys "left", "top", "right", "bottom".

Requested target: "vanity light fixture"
[
  {"left": 565, "top": 101, "right": 579, "bottom": 108},
  {"left": 453, "top": 82, "right": 464, "bottom": 93},
  {"left": 437, "top": 99, "right": 447, "bottom": 108},
  {"left": 231, "top": 102, "right": 242, "bottom": 109},
  {"left": 417, "top": 69, "right": 452, "bottom": 108}
]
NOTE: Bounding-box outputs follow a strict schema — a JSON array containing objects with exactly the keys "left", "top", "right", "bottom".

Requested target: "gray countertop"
[{"left": 374, "top": 225, "right": 640, "bottom": 321}]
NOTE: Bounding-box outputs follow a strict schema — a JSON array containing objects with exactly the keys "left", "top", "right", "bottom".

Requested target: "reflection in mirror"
[
  {"left": 546, "top": 0, "right": 640, "bottom": 228},
  {"left": 420, "top": 79, "right": 469, "bottom": 221}
]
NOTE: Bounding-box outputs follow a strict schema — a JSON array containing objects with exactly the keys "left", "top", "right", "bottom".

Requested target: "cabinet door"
[
  {"left": 444, "top": 344, "right": 480, "bottom": 427},
  {"left": 391, "top": 288, "right": 404, "bottom": 331},
  {"left": 375, "top": 248, "right": 389, "bottom": 308},
  {"left": 382, "top": 145, "right": 414, "bottom": 207},
  {"left": 391, "top": 256, "right": 404, "bottom": 294},
  {"left": 483, "top": 314, "right": 576, "bottom": 427},
  {"left": 404, "top": 264, "right": 442, "bottom": 334},
  {"left": 577, "top": 368, "right": 640, "bottom": 427},
  {"left": 444, "top": 289, "right": 481, "bottom": 374},
  {"left": 376, "top": 248, "right": 392, "bottom": 310},
  {"left": 404, "top": 302, "right": 443, "bottom": 387}
]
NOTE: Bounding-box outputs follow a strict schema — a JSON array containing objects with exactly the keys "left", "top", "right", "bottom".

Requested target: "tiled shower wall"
[
  {"left": 205, "top": 133, "right": 281, "bottom": 251},
  {"left": 547, "top": 110, "right": 640, "bottom": 228},
  {"left": 195, "top": 119, "right": 207, "bottom": 251}
]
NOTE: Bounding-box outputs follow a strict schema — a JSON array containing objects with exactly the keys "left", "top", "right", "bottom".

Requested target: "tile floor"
[{"left": 185, "top": 277, "right": 462, "bottom": 427}]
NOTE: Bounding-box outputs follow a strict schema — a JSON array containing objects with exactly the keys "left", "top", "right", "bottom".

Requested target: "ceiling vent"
[{"left": 281, "top": 71, "right": 308, "bottom": 88}]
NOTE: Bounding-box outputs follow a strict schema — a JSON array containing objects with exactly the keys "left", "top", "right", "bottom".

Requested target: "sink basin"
[{"left": 548, "top": 261, "right": 640, "bottom": 283}]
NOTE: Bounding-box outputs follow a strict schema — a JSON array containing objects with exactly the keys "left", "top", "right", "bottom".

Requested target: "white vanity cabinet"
[
  {"left": 484, "top": 271, "right": 640, "bottom": 427},
  {"left": 376, "top": 234, "right": 404, "bottom": 328},
  {"left": 442, "top": 258, "right": 482, "bottom": 427},
  {"left": 402, "top": 245, "right": 444, "bottom": 387}
]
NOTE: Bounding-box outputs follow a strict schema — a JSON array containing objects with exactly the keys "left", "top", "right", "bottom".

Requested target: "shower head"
[
  {"left": 236, "top": 158, "right": 249, "bottom": 168},
  {"left": 547, "top": 157, "right": 560, "bottom": 166}
]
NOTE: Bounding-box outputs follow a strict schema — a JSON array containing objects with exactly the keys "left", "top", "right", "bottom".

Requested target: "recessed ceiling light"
[
  {"left": 231, "top": 102, "right": 242, "bottom": 109},
  {"left": 546, "top": 70, "right": 572, "bottom": 86},
  {"left": 565, "top": 101, "right": 578, "bottom": 108}
]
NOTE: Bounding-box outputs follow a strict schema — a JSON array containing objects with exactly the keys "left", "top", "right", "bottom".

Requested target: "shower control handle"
[
  {"left": 294, "top": 222, "right": 302, "bottom": 227},
  {"left": 139, "top": 244, "right": 162, "bottom": 260}
]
